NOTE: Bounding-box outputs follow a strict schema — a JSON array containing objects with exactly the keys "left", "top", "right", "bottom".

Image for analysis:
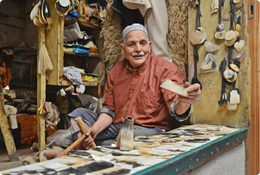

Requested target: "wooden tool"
[
  {"left": 0, "top": 86, "right": 19, "bottom": 162},
  {"left": 22, "top": 125, "right": 75, "bottom": 165},
  {"left": 75, "top": 117, "right": 96, "bottom": 149},
  {"left": 59, "top": 117, "right": 96, "bottom": 156}
]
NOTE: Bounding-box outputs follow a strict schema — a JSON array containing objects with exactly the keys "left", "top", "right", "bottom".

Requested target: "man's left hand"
[
  {"left": 179, "top": 82, "right": 201, "bottom": 104},
  {"left": 174, "top": 82, "right": 201, "bottom": 115}
]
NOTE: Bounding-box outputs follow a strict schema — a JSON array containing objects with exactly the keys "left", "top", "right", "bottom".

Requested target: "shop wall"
[
  {"left": 0, "top": 0, "right": 37, "bottom": 48},
  {"left": 188, "top": 0, "right": 250, "bottom": 128}
]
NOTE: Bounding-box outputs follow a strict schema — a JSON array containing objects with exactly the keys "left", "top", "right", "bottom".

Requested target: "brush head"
[{"left": 22, "top": 156, "right": 36, "bottom": 165}]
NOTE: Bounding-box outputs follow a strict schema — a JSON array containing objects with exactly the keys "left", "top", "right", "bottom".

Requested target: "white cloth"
[
  {"left": 63, "top": 66, "right": 83, "bottom": 85},
  {"left": 123, "top": 0, "right": 152, "bottom": 16},
  {"left": 123, "top": 0, "right": 171, "bottom": 63},
  {"left": 145, "top": 0, "right": 171, "bottom": 63}
]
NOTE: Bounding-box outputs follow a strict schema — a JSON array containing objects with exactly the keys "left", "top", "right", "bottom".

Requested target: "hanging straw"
[{"left": 38, "top": 42, "right": 53, "bottom": 74}]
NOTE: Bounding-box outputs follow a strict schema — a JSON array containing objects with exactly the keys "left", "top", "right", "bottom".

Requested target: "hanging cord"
[
  {"left": 228, "top": 45, "right": 233, "bottom": 65},
  {"left": 191, "top": 0, "right": 202, "bottom": 89},
  {"left": 193, "top": 45, "right": 199, "bottom": 78},
  {"left": 218, "top": 0, "right": 221, "bottom": 24},
  {"left": 228, "top": 0, "right": 238, "bottom": 89},
  {"left": 218, "top": 0, "right": 224, "bottom": 24},
  {"left": 193, "top": 0, "right": 201, "bottom": 71},
  {"left": 230, "top": 0, "right": 236, "bottom": 30},
  {"left": 195, "top": 0, "right": 201, "bottom": 29},
  {"left": 227, "top": 0, "right": 236, "bottom": 65},
  {"left": 194, "top": 45, "right": 199, "bottom": 62},
  {"left": 236, "top": 16, "right": 241, "bottom": 42}
]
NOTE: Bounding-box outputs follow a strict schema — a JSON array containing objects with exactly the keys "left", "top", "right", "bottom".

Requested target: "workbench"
[{"left": 0, "top": 124, "right": 247, "bottom": 175}]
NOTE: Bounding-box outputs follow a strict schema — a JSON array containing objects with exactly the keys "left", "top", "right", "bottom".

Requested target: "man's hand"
[
  {"left": 76, "top": 127, "right": 97, "bottom": 150},
  {"left": 76, "top": 113, "right": 113, "bottom": 150},
  {"left": 179, "top": 82, "right": 201, "bottom": 104},
  {"left": 174, "top": 82, "right": 201, "bottom": 115}
]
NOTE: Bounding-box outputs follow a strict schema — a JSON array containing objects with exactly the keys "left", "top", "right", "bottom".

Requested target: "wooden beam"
[
  {"left": 37, "top": 26, "right": 46, "bottom": 151},
  {"left": 0, "top": 14, "right": 25, "bottom": 29},
  {"left": 46, "top": 0, "right": 64, "bottom": 85},
  {"left": 0, "top": 86, "right": 18, "bottom": 161},
  {"left": 246, "top": 0, "right": 260, "bottom": 174}
]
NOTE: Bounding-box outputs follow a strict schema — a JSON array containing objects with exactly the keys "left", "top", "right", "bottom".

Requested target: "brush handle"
[{"left": 60, "top": 134, "right": 86, "bottom": 156}]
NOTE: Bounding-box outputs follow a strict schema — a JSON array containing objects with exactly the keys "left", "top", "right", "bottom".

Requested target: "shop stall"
[{"left": 0, "top": 0, "right": 259, "bottom": 174}]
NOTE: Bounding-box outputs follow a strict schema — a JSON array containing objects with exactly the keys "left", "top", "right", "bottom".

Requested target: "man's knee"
[{"left": 133, "top": 126, "right": 162, "bottom": 137}]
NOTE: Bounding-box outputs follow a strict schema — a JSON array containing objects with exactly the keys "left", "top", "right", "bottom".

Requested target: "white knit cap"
[{"left": 122, "top": 23, "right": 148, "bottom": 41}]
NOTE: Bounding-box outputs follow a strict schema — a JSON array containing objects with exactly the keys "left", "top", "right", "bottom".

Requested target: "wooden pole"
[
  {"left": 0, "top": 86, "right": 19, "bottom": 161},
  {"left": 246, "top": 0, "right": 260, "bottom": 174}
]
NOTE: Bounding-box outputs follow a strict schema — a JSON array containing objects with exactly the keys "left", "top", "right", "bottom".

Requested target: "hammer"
[{"left": 59, "top": 117, "right": 96, "bottom": 156}]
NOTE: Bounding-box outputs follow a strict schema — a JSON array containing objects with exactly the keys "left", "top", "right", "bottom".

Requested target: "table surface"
[{"left": 1, "top": 124, "right": 248, "bottom": 175}]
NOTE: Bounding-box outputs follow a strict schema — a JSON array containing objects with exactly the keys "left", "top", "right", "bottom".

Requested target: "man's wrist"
[
  {"left": 174, "top": 100, "right": 191, "bottom": 115},
  {"left": 169, "top": 100, "right": 192, "bottom": 122},
  {"left": 175, "top": 104, "right": 191, "bottom": 118}
]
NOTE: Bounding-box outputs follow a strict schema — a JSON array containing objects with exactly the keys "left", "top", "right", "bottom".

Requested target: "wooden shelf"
[
  {"left": 60, "top": 16, "right": 102, "bottom": 87},
  {"left": 64, "top": 16, "right": 101, "bottom": 34},
  {"left": 64, "top": 51, "right": 99, "bottom": 59},
  {"left": 59, "top": 76, "right": 98, "bottom": 87}
]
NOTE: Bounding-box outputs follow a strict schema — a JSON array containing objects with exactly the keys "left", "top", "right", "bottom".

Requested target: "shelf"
[
  {"left": 59, "top": 16, "right": 102, "bottom": 88},
  {"left": 64, "top": 51, "right": 99, "bottom": 59},
  {"left": 64, "top": 16, "right": 101, "bottom": 34},
  {"left": 59, "top": 76, "right": 99, "bottom": 87}
]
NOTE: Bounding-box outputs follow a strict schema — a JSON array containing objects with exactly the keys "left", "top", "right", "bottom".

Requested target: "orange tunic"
[{"left": 103, "top": 53, "right": 185, "bottom": 130}]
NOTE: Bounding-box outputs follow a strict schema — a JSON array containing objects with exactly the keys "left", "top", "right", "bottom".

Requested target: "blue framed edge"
[{"left": 133, "top": 127, "right": 248, "bottom": 175}]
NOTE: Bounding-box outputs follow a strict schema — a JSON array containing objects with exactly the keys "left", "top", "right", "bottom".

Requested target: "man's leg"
[
  {"left": 133, "top": 125, "right": 163, "bottom": 137},
  {"left": 69, "top": 108, "right": 163, "bottom": 141},
  {"left": 68, "top": 108, "right": 121, "bottom": 142}
]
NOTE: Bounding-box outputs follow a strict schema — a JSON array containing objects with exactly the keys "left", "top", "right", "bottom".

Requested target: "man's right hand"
[
  {"left": 76, "top": 113, "right": 114, "bottom": 150},
  {"left": 76, "top": 127, "right": 97, "bottom": 150}
]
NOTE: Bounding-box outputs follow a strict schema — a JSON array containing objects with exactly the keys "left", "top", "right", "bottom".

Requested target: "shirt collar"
[{"left": 126, "top": 53, "right": 151, "bottom": 75}]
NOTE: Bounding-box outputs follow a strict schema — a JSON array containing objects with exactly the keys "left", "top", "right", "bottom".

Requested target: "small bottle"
[{"left": 119, "top": 116, "right": 134, "bottom": 151}]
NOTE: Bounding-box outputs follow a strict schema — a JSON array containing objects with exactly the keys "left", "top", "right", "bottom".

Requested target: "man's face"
[{"left": 121, "top": 30, "right": 151, "bottom": 69}]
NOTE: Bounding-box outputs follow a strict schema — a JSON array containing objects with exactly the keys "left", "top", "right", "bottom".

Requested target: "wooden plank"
[
  {"left": 0, "top": 15, "right": 25, "bottom": 29},
  {"left": 64, "top": 16, "right": 101, "bottom": 32},
  {"left": 0, "top": 86, "right": 18, "bottom": 161},
  {"left": 0, "top": 24, "right": 23, "bottom": 47},
  {"left": 46, "top": 0, "right": 64, "bottom": 85},
  {"left": 245, "top": 0, "right": 260, "bottom": 174},
  {"left": 37, "top": 26, "right": 46, "bottom": 150},
  {"left": 188, "top": 0, "right": 250, "bottom": 128}
]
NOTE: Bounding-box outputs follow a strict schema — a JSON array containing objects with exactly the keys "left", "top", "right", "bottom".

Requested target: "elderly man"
[{"left": 68, "top": 23, "right": 201, "bottom": 149}]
